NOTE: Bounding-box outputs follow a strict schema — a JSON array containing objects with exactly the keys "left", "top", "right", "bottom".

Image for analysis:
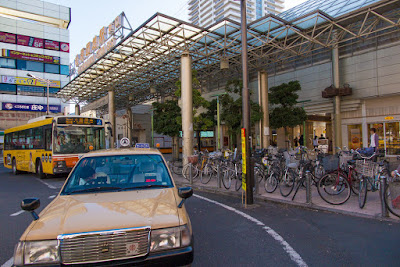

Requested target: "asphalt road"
[{"left": 1, "top": 165, "right": 400, "bottom": 266}]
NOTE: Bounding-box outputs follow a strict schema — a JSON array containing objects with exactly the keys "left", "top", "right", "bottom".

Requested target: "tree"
[
  {"left": 220, "top": 79, "right": 263, "bottom": 148},
  {"left": 268, "top": 81, "right": 307, "bottom": 140},
  {"left": 152, "top": 100, "right": 181, "bottom": 160},
  {"left": 175, "top": 70, "right": 214, "bottom": 151}
]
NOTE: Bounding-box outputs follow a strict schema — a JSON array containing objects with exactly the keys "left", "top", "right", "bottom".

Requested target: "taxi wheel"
[
  {"left": 36, "top": 160, "right": 46, "bottom": 179},
  {"left": 12, "top": 158, "right": 20, "bottom": 175}
]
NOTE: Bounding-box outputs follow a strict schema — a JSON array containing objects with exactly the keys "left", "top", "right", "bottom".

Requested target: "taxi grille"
[{"left": 59, "top": 227, "right": 150, "bottom": 264}]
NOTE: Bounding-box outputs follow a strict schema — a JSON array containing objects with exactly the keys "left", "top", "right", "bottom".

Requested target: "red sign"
[
  {"left": 0, "top": 32, "right": 16, "bottom": 44},
  {"left": 17, "top": 35, "right": 44, "bottom": 48},
  {"left": 60, "top": 42, "right": 70, "bottom": 52},
  {"left": 44, "top": 40, "right": 60, "bottom": 51},
  {"left": 2, "top": 49, "right": 60, "bottom": 64}
]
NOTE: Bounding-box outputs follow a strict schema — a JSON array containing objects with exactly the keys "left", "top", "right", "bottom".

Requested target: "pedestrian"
[
  {"left": 294, "top": 137, "right": 298, "bottom": 147},
  {"left": 319, "top": 134, "right": 326, "bottom": 139},
  {"left": 370, "top": 128, "right": 379, "bottom": 152},
  {"left": 299, "top": 135, "right": 304, "bottom": 147},
  {"left": 313, "top": 135, "right": 319, "bottom": 149}
]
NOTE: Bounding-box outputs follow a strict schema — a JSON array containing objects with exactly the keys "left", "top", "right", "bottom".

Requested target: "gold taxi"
[{"left": 13, "top": 145, "right": 194, "bottom": 266}]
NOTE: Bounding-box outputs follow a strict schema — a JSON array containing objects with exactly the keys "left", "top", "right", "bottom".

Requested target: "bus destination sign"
[{"left": 58, "top": 117, "right": 102, "bottom": 125}]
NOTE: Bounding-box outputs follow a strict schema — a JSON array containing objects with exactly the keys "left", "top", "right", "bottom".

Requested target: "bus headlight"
[{"left": 54, "top": 161, "right": 66, "bottom": 168}]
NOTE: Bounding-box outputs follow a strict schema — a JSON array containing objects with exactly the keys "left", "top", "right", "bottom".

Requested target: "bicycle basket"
[
  {"left": 340, "top": 154, "right": 354, "bottom": 167},
  {"left": 355, "top": 160, "right": 379, "bottom": 178},
  {"left": 322, "top": 155, "right": 339, "bottom": 172},
  {"left": 188, "top": 155, "right": 198, "bottom": 165}
]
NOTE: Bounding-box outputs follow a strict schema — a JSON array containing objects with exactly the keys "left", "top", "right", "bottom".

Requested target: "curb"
[{"left": 176, "top": 181, "right": 400, "bottom": 223}]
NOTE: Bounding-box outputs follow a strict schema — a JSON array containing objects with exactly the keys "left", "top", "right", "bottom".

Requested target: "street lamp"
[{"left": 27, "top": 73, "right": 51, "bottom": 115}]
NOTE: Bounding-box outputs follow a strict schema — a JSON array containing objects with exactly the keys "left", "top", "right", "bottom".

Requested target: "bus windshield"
[{"left": 54, "top": 126, "right": 105, "bottom": 154}]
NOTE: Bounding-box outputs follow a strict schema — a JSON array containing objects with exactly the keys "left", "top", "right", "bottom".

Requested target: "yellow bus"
[{"left": 3, "top": 115, "right": 105, "bottom": 178}]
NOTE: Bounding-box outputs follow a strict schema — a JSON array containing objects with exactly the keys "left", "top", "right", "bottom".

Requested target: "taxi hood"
[{"left": 22, "top": 188, "right": 181, "bottom": 241}]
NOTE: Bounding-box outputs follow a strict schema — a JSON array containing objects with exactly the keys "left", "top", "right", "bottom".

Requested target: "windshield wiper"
[
  {"left": 120, "top": 184, "right": 171, "bottom": 191},
  {"left": 66, "top": 186, "right": 122, "bottom": 195}
]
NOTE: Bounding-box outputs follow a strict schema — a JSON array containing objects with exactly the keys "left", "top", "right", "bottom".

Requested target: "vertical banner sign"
[{"left": 241, "top": 128, "right": 246, "bottom": 191}]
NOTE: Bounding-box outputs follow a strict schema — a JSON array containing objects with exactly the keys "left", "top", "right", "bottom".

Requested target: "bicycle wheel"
[
  {"left": 279, "top": 169, "right": 295, "bottom": 197},
  {"left": 317, "top": 172, "right": 351, "bottom": 205},
  {"left": 350, "top": 171, "right": 360, "bottom": 195},
  {"left": 222, "top": 168, "right": 233, "bottom": 189},
  {"left": 254, "top": 166, "right": 264, "bottom": 186},
  {"left": 264, "top": 172, "right": 278, "bottom": 193},
  {"left": 182, "top": 164, "right": 199, "bottom": 181},
  {"left": 358, "top": 178, "right": 367, "bottom": 208},
  {"left": 235, "top": 175, "right": 242, "bottom": 191},
  {"left": 314, "top": 165, "right": 325, "bottom": 182},
  {"left": 200, "top": 165, "right": 214, "bottom": 184},
  {"left": 172, "top": 161, "right": 183, "bottom": 175},
  {"left": 384, "top": 182, "right": 400, "bottom": 218}
]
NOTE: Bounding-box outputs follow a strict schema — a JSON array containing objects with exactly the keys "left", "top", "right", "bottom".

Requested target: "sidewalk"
[{"left": 172, "top": 172, "right": 400, "bottom": 222}]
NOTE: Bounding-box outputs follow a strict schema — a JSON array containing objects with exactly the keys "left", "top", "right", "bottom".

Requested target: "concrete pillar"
[
  {"left": 74, "top": 104, "right": 80, "bottom": 115},
  {"left": 181, "top": 52, "right": 193, "bottom": 165},
  {"left": 259, "top": 71, "right": 270, "bottom": 148},
  {"left": 127, "top": 107, "right": 133, "bottom": 143},
  {"left": 332, "top": 41, "right": 342, "bottom": 152},
  {"left": 108, "top": 90, "right": 116, "bottom": 148},
  {"left": 361, "top": 101, "right": 368, "bottom": 148}
]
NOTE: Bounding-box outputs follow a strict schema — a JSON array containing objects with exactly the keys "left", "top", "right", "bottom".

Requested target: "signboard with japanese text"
[
  {"left": 1, "top": 75, "right": 61, "bottom": 88},
  {"left": 57, "top": 117, "right": 103, "bottom": 125},
  {"left": 44, "top": 40, "right": 60, "bottom": 50},
  {"left": 2, "top": 49, "right": 60, "bottom": 64},
  {"left": 0, "top": 32, "right": 16, "bottom": 44},
  {"left": 17, "top": 35, "right": 44, "bottom": 48},
  {"left": 2, "top": 102, "right": 61, "bottom": 113},
  {"left": 241, "top": 128, "right": 246, "bottom": 191}
]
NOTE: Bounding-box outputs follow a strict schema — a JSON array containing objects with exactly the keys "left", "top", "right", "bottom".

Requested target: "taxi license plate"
[{"left": 126, "top": 243, "right": 139, "bottom": 256}]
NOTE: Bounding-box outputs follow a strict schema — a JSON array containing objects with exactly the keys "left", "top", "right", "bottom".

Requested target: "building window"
[
  {"left": 0, "top": 58, "right": 16, "bottom": 68},
  {"left": 348, "top": 124, "right": 362, "bottom": 150},
  {"left": 60, "top": 65, "right": 69, "bottom": 75},
  {"left": 0, "top": 83, "right": 17, "bottom": 94},
  {"left": 49, "top": 88, "right": 60, "bottom": 95},
  {"left": 17, "top": 85, "right": 45, "bottom": 96},
  {"left": 384, "top": 122, "right": 400, "bottom": 155},
  {"left": 215, "top": 8, "right": 224, "bottom": 15},
  {"left": 45, "top": 63, "right": 60, "bottom": 74},
  {"left": 17, "top": 60, "right": 44, "bottom": 72}
]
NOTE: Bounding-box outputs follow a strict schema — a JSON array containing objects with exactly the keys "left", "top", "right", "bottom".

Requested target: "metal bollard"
[
  {"left": 189, "top": 163, "right": 193, "bottom": 185},
  {"left": 217, "top": 164, "right": 221, "bottom": 188},
  {"left": 380, "top": 176, "right": 389, "bottom": 218},
  {"left": 306, "top": 171, "right": 312, "bottom": 204}
]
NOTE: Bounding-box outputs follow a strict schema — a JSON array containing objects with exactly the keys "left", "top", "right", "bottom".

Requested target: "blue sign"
[
  {"left": 135, "top": 143, "right": 150, "bottom": 148},
  {"left": 2, "top": 102, "right": 61, "bottom": 113}
]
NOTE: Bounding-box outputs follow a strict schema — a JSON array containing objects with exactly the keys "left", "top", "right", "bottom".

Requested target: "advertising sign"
[
  {"left": 241, "top": 128, "right": 246, "bottom": 191},
  {"left": 2, "top": 49, "right": 60, "bottom": 64},
  {"left": 1, "top": 75, "right": 61, "bottom": 88},
  {"left": 2, "top": 102, "right": 61, "bottom": 113},
  {"left": 44, "top": 40, "right": 60, "bottom": 51},
  {"left": 57, "top": 117, "right": 103, "bottom": 125},
  {"left": 0, "top": 32, "right": 16, "bottom": 44},
  {"left": 17, "top": 35, "right": 44, "bottom": 48},
  {"left": 60, "top": 42, "right": 70, "bottom": 52}
]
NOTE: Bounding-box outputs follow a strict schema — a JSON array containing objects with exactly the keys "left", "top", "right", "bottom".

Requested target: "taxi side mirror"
[
  {"left": 178, "top": 187, "right": 193, "bottom": 208},
  {"left": 21, "top": 198, "right": 40, "bottom": 221}
]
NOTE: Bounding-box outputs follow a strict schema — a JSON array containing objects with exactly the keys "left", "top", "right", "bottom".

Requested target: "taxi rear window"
[{"left": 61, "top": 154, "right": 173, "bottom": 195}]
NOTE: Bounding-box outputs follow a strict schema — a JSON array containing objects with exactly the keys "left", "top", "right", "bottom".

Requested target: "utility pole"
[{"left": 239, "top": 0, "right": 253, "bottom": 205}]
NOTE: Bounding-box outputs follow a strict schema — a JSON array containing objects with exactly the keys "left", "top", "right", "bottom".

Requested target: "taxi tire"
[
  {"left": 36, "top": 160, "right": 46, "bottom": 179},
  {"left": 12, "top": 158, "right": 20, "bottom": 175}
]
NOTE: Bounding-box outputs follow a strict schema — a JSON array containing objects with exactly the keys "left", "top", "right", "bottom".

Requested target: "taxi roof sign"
[{"left": 135, "top": 143, "right": 150, "bottom": 148}]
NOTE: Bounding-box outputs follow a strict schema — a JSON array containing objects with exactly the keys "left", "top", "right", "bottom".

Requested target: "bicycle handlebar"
[{"left": 354, "top": 150, "right": 376, "bottom": 160}]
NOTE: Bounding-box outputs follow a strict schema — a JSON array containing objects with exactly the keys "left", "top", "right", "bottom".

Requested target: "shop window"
[
  {"left": 0, "top": 83, "right": 17, "bottom": 94},
  {"left": 45, "top": 63, "right": 60, "bottom": 74},
  {"left": 368, "top": 123, "right": 384, "bottom": 150},
  {"left": 17, "top": 60, "right": 44, "bottom": 72},
  {"left": 348, "top": 124, "right": 362, "bottom": 150},
  {"left": 0, "top": 57, "right": 16, "bottom": 68},
  {"left": 385, "top": 122, "right": 400, "bottom": 155},
  {"left": 60, "top": 65, "right": 69, "bottom": 75}
]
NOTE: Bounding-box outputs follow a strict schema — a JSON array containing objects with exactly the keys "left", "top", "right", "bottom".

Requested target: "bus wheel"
[
  {"left": 36, "top": 160, "right": 46, "bottom": 179},
  {"left": 12, "top": 158, "right": 20, "bottom": 175}
]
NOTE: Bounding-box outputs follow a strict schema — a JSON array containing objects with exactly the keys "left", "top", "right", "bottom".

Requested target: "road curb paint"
[
  {"left": 194, "top": 194, "right": 308, "bottom": 267},
  {"left": 1, "top": 257, "right": 13, "bottom": 267}
]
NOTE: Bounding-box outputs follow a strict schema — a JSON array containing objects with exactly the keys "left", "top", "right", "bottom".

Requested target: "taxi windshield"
[{"left": 61, "top": 154, "right": 173, "bottom": 195}]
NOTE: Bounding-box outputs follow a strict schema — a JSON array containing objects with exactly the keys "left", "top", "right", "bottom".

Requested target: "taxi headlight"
[
  {"left": 150, "top": 225, "right": 191, "bottom": 252},
  {"left": 13, "top": 240, "right": 60, "bottom": 265}
]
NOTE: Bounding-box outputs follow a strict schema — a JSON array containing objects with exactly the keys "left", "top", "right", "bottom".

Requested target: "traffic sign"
[{"left": 120, "top": 137, "right": 130, "bottom": 147}]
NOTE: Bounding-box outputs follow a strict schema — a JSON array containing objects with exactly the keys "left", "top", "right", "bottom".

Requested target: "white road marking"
[
  {"left": 194, "top": 194, "right": 308, "bottom": 267},
  {"left": 10, "top": 210, "right": 24, "bottom": 217},
  {"left": 36, "top": 178, "right": 57, "bottom": 189},
  {"left": 1, "top": 257, "right": 13, "bottom": 267},
  {"left": 48, "top": 195, "right": 56, "bottom": 199}
]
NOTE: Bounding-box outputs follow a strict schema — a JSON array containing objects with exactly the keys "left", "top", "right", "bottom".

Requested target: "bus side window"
[
  {"left": 12, "top": 132, "right": 18, "bottom": 149},
  {"left": 26, "top": 129, "right": 33, "bottom": 149},
  {"left": 33, "top": 127, "right": 44, "bottom": 149},
  {"left": 44, "top": 126, "right": 52, "bottom": 151}
]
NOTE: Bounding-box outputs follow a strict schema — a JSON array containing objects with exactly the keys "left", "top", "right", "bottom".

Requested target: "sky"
[{"left": 45, "top": 0, "right": 307, "bottom": 62}]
